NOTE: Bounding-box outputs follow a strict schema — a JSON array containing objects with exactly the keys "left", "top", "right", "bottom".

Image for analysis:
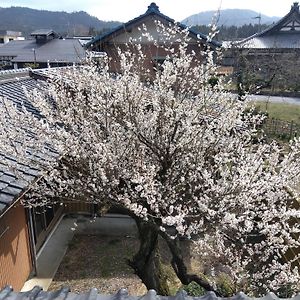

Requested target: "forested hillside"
[{"left": 0, "top": 6, "right": 120, "bottom": 37}]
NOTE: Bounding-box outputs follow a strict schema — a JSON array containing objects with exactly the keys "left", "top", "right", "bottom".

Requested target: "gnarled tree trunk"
[
  {"left": 160, "top": 232, "right": 221, "bottom": 296},
  {"left": 129, "top": 219, "right": 170, "bottom": 295}
]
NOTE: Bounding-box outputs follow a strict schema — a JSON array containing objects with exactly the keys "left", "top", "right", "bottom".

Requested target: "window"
[{"left": 152, "top": 56, "right": 166, "bottom": 72}]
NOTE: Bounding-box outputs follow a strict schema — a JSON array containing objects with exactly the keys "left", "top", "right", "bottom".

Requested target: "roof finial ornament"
[
  {"left": 147, "top": 2, "right": 160, "bottom": 13},
  {"left": 292, "top": 2, "right": 299, "bottom": 10}
]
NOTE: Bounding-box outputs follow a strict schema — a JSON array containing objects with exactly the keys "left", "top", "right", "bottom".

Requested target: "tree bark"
[
  {"left": 128, "top": 219, "right": 170, "bottom": 295},
  {"left": 160, "top": 232, "right": 221, "bottom": 296}
]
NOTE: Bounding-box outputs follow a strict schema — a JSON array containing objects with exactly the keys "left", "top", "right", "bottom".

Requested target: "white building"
[{"left": 0, "top": 30, "right": 25, "bottom": 44}]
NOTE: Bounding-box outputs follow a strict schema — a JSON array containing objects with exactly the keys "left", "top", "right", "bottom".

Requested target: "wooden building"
[
  {"left": 228, "top": 2, "right": 300, "bottom": 93},
  {"left": 0, "top": 69, "right": 94, "bottom": 291},
  {"left": 86, "top": 3, "right": 220, "bottom": 74}
]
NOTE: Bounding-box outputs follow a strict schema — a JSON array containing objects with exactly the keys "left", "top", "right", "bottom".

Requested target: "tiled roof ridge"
[
  {"left": 0, "top": 68, "right": 31, "bottom": 75},
  {"left": 1, "top": 286, "right": 300, "bottom": 300},
  {"left": 236, "top": 1, "right": 300, "bottom": 47},
  {"left": 0, "top": 68, "right": 31, "bottom": 84},
  {"left": 147, "top": 2, "right": 160, "bottom": 13},
  {"left": 86, "top": 3, "right": 221, "bottom": 48}
]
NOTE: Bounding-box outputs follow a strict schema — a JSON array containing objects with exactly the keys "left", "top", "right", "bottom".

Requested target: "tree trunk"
[
  {"left": 129, "top": 219, "right": 170, "bottom": 295},
  {"left": 160, "top": 232, "right": 221, "bottom": 296}
]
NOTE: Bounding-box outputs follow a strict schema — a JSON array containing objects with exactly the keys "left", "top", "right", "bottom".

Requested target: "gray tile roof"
[
  {"left": 0, "top": 286, "right": 298, "bottom": 300},
  {"left": 0, "top": 75, "right": 41, "bottom": 116},
  {"left": 0, "top": 68, "right": 31, "bottom": 82},
  {"left": 87, "top": 3, "right": 221, "bottom": 49},
  {"left": 237, "top": 3, "right": 300, "bottom": 49},
  {"left": 0, "top": 72, "right": 49, "bottom": 215},
  {"left": 30, "top": 30, "right": 57, "bottom": 37},
  {"left": 240, "top": 33, "right": 300, "bottom": 49},
  {"left": 0, "top": 39, "right": 86, "bottom": 63}
]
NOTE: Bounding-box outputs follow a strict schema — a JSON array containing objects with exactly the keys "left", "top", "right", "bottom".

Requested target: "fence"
[{"left": 263, "top": 118, "right": 300, "bottom": 140}]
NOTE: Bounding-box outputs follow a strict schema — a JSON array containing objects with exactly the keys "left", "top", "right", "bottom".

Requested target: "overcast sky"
[{"left": 0, "top": 0, "right": 293, "bottom": 21}]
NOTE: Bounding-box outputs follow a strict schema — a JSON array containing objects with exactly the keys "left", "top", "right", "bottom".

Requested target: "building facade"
[
  {"left": 0, "top": 31, "right": 24, "bottom": 45},
  {"left": 87, "top": 3, "right": 220, "bottom": 75},
  {"left": 0, "top": 68, "right": 95, "bottom": 291},
  {"left": 228, "top": 2, "right": 300, "bottom": 93},
  {"left": 0, "top": 30, "right": 86, "bottom": 70}
]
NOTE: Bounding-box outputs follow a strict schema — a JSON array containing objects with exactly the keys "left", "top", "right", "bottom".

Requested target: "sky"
[{"left": 0, "top": 0, "right": 294, "bottom": 22}]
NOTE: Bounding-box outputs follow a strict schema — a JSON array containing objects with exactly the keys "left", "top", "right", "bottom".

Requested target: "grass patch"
[{"left": 253, "top": 101, "right": 300, "bottom": 125}]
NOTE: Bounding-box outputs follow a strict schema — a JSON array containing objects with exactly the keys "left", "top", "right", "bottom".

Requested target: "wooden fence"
[{"left": 263, "top": 118, "right": 300, "bottom": 140}]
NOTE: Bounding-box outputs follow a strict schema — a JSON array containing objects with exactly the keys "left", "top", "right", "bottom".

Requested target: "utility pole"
[
  {"left": 32, "top": 48, "right": 37, "bottom": 67},
  {"left": 253, "top": 13, "right": 262, "bottom": 32}
]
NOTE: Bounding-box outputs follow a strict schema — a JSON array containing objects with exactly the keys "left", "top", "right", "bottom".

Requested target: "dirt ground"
[
  {"left": 49, "top": 235, "right": 148, "bottom": 295},
  {"left": 49, "top": 234, "right": 203, "bottom": 295}
]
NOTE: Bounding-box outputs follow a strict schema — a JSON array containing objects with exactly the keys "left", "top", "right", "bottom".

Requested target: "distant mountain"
[
  {"left": 182, "top": 9, "right": 281, "bottom": 27},
  {"left": 0, "top": 6, "right": 121, "bottom": 37}
]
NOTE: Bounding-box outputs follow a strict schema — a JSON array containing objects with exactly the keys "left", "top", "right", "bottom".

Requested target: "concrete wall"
[{"left": 75, "top": 214, "right": 138, "bottom": 237}]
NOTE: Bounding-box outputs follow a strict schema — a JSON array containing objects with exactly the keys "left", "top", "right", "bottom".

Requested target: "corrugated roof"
[
  {"left": 1, "top": 286, "right": 299, "bottom": 300},
  {"left": 0, "top": 39, "right": 86, "bottom": 63},
  {"left": 86, "top": 3, "right": 221, "bottom": 48}
]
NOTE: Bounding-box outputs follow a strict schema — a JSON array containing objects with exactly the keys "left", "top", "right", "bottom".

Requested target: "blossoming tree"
[{"left": 1, "top": 24, "right": 300, "bottom": 296}]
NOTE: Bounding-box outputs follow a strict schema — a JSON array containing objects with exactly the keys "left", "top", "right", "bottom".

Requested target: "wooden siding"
[
  {"left": 101, "top": 43, "right": 204, "bottom": 77},
  {"left": 0, "top": 203, "right": 32, "bottom": 291}
]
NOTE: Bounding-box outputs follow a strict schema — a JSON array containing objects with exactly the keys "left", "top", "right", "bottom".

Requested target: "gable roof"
[
  {"left": 86, "top": 2, "right": 221, "bottom": 48},
  {"left": 238, "top": 2, "right": 300, "bottom": 49},
  {"left": 31, "top": 29, "right": 58, "bottom": 37},
  {"left": 0, "top": 39, "right": 86, "bottom": 64},
  {"left": 258, "top": 2, "right": 300, "bottom": 36}
]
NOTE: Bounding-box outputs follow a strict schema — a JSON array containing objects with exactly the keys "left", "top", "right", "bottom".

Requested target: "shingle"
[
  {"left": 0, "top": 203, "right": 6, "bottom": 212},
  {"left": 0, "top": 192, "right": 15, "bottom": 204},
  {"left": 2, "top": 185, "right": 23, "bottom": 196},
  {"left": 0, "top": 174, "right": 15, "bottom": 184},
  {"left": 0, "top": 77, "right": 42, "bottom": 117},
  {"left": 0, "top": 72, "right": 47, "bottom": 214},
  {"left": 1, "top": 287, "right": 298, "bottom": 300}
]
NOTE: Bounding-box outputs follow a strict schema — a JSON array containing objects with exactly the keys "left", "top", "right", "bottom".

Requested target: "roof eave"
[{"left": 86, "top": 9, "right": 220, "bottom": 48}]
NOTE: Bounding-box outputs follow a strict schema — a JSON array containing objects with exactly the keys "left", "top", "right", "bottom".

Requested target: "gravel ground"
[{"left": 49, "top": 234, "right": 147, "bottom": 295}]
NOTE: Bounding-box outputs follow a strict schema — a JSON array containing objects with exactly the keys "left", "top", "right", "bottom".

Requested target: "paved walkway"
[
  {"left": 248, "top": 94, "right": 300, "bottom": 105},
  {"left": 21, "top": 214, "right": 137, "bottom": 291},
  {"left": 21, "top": 216, "right": 75, "bottom": 291}
]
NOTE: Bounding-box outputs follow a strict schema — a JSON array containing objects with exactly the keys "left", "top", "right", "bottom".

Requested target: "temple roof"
[
  {"left": 238, "top": 2, "right": 300, "bottom": 48},
  {"left": 86, "top": 3, "right": 221, "bottom": 48}
]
